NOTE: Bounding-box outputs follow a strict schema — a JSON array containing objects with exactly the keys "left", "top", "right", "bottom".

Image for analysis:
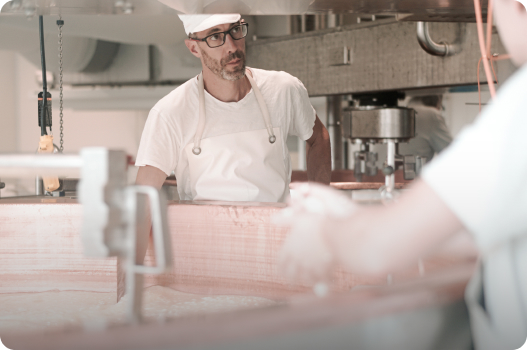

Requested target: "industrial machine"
[{"left": 342, "top": 92, "right": 421, "bottom": 196}]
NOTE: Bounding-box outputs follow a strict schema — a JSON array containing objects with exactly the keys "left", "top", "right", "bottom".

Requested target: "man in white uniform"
[
  {"left": 278, "top": 1, "right": 527, "bottom": 349},
  {"left": 399, "top": 95, "right": 453, "bottom": 162},
  {"left": 135, "top": 14, "right": 331, "bottom": 202}
]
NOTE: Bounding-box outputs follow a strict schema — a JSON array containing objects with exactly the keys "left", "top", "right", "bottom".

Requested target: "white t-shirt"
[
  {"left": 422, "top": 65, "right": 527, "bottom": 350},
  {"left": 136, "top": 68, "right": 316, "bottom": 201},
  {"left": 398, "top": 105, "right": 452, "bottom": 162}
]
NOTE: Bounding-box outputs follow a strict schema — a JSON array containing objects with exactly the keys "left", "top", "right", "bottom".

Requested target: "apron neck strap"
[
  {"left": 245, "top": 69, "right": 276, "bottom": 144},
  {"left": 192, "top": 69, "right": 276, "bottom": 156},
  {"left": 192, "top": 72, "right": 206, "bottom": 155}
]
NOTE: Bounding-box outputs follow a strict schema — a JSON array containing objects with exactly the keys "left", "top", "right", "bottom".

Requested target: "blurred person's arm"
[
  {"left": 279, "top": 180, "right": 468, "bottom": 283},
  {"left": 326, "top": 180, "right": 465, "bottom": 276},
  {"left": 426, "top": 229, "right": 479, "bottom": 261}
]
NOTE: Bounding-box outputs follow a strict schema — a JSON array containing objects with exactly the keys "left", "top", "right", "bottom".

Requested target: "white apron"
[{"left": 183, "top": 70, "right": 289, "bottom": 203}]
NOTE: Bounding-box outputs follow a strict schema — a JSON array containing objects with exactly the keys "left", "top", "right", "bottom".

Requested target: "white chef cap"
[{"left": 178, "top": 14, "right": 241, "bottom": 36}]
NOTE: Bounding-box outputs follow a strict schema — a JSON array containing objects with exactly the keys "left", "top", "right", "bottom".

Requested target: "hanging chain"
[{"left": 57, "top": 16, "right": 64, "bottom": 153}]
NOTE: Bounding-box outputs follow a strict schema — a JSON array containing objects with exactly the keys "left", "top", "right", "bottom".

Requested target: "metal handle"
[
  {"left": 124, "top": 185, "right": 172, "bottom": 323},
  {"left": 126, "top": 185, "right": 172, "bottom": 274}
]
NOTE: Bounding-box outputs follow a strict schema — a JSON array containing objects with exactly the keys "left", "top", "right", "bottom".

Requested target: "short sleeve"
[
  {"left": 135, "top": 108, "right": 178, "bottom": 176},
  {"left": 287, "top": 77, "right": 316, "bottom": 141},
  {"left": 421, "top": 67, "right": 527, "bottom": 254}
]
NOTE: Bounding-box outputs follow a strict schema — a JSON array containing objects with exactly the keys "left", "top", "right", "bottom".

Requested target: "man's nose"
[{"left": 223, "top": 33, "right": 237, "bottom": 52}]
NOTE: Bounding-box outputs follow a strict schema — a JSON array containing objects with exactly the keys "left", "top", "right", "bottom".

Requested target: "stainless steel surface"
[
  {"left": 396, "top": 12, "right": 484, "bottom": 23},
  {"left": 416, "top": 22, "right": 461, "bottom": 57},
  {"left": 1, "top": 0, "right": 172, "bottom": 16},
  {"left": 247, "top": 21, "right": 502, "bottom": 96},
  {"left": 343, "top": 107, "right": 415, "bottom": 140},
  {"left": 402, "top": 155, "right": 424, "bottom": 181},
  {"left": 4, "top": 263, "right": 475, "bottom": 350},
  {"left": 1, "top": 0, "right": 488, "bottom": 18},
  {"left": 385, "top": 139, "right": 396, "bottom": 193},
  {"left": 35, "top": 176, "right": 43, "bottom": 195},
  {"left": 343, "top": 107, "right": 415, "bottom": 186},
  {"left": 353, "top": 142, "right": 378, "bottom": 182},
  {"left": 327, "top": 95, "right": 344, "bottom": 170}
]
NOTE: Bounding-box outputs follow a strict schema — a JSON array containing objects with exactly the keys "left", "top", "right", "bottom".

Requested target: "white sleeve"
[
  {"left": 287, "top": 77, "right": 316, "bottom": 141},
  {"left": 135, "top": 108, "right": 178, "bottom": 176},
  {"left": 421, "top": 69, "right": 527, "bottom": 254}
]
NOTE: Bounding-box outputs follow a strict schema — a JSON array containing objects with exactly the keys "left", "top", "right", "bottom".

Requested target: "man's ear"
[{"left": 184, "top": 39, "right": 201, "bottom": 58}]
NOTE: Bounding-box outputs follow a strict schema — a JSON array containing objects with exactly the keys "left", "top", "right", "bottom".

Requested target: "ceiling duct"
[
  {"left": 0, "top": 12, "right": 187, "bottom": 46},
  {"left": 3, "top": 33, "right": 120, "bottom": 74},
  {"left": 0, "top": 26, "right": 97, "bottom": 72},
  {"left": 81, "top": 40, "right": 120, "bottom": 73},
  {"left": 0, "top": 13, "right": 173, "bottom": 76}
]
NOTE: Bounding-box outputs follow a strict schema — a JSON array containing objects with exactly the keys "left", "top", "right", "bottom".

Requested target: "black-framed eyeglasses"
[{"left": 189, "top": 23, "right": 249, "bottom": 48}]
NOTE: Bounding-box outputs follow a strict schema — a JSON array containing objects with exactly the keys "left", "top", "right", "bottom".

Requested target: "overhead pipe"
[{"left": 416, "top": 22, "right": 455, "bottom": 57}]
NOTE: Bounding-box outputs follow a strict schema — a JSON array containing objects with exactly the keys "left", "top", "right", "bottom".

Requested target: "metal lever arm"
[
  {"left": 126, "top": 185, "right": 172, "bottom": 274},
  {"left": 125, "top": 185, "right": 172, "bottom": 323}
]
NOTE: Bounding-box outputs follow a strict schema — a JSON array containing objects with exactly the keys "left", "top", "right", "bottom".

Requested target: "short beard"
[{"left": 201, "top": 49, "right": 246, "bottom": 81}]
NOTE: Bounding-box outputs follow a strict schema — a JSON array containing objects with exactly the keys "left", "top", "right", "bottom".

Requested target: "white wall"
[{"left": 443, "top": 90, "right": 492, "bottom": 138}]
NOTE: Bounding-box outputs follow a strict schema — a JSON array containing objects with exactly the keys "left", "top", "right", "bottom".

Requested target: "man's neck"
[{"left": 201, "top": 66, "right": 251, "bottom": 103}]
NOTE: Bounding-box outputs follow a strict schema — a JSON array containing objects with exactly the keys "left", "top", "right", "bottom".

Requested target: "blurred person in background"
[
  {"left": 399, "top": 95, "right": 453, "bottom": 163},
  {"left": 278, "top": 1, "right": 527, "bottom": 349}
]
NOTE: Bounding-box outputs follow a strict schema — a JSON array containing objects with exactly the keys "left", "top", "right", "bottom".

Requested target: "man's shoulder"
[
  {"left": 251, "top": 68, "right": 304, "bottom": 90},
  {"left": 151, "top": 76, "right": 198, "bottom": 115}
]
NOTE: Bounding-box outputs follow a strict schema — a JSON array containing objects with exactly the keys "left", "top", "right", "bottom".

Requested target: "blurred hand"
[{"left": 275, "top": 183, "right": 357, "bottom": 285}]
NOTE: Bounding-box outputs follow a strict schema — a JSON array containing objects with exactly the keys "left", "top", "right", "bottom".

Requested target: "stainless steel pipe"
[
  {"left": 417, "top": 22, "right": 452, "bottom": 57},
  {"left": 0, "top": 154, "right": 82, "bottom": 178}
]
